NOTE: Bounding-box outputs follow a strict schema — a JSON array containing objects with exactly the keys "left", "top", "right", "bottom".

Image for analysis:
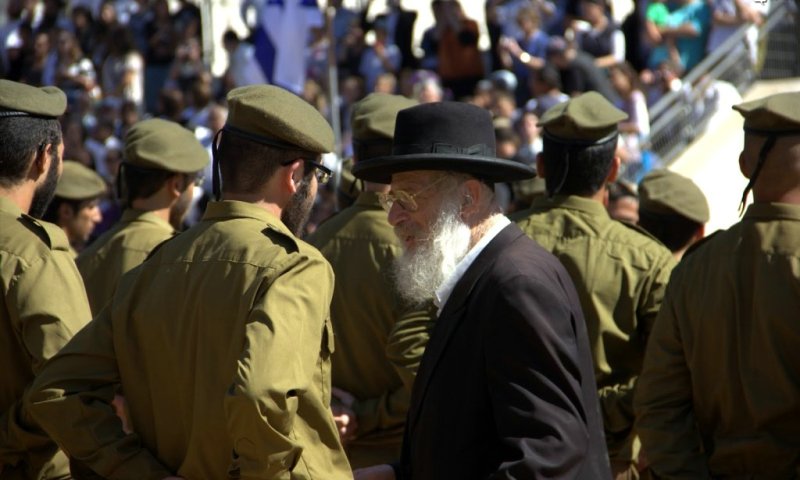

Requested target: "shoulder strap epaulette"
[
  {"left": 19, "top": 214, "right": 70, "bottom": 251},
  {"left": 262, "top": 222, "right": 299, "bottom": 254}
]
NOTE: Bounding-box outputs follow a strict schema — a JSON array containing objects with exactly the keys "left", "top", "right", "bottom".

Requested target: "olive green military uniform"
[
  {"left": 75, "top": 118, "right": 207, "bottom": 314},
  {"left": 0, "top": 80, "right": 92, "bottom": 479},
  {"left": 76, "top": 209, "right": 174, "bottom": 314},
  {"left": 29, "top": 201, "right": 350, "bottom": 479},
  {"left": 512, "top": 92, "right": 677, "bottom": 469},
  {"left": 635, "top": 91, "right": 800, "bottom": 478},
  {"left": 308, "top": 191, "right": 434, "bottom": 468},
  {"left": 26, "top": 85, "right": 350, "bottom": 479},
  {"left": 0, "top": 198, "right": 92, "bottom": 479}
]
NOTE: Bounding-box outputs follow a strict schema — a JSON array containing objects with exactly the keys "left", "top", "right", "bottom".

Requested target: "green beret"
[
  {"left": 352, "top": 93, "right": 417, "bottom": 143},
  {"left": 733, "top": 91, "right": 800, "bottom": 135},
  {"left": 56, "top": 161, "right": 107, "bottom": 200},
  {"left": 124, "top": 118, "right": 209, "bottom": 173},
  {"left": 639, "top": 169, "right": 709, "bottom": 224},
  {"left": 0, "top": 80, "right": 66, "bottom": 119},
  {"left": 226, "top": 85, "right": 334, "bottom": 154},
  {"left": 539, "top": 91, "right": 628, "bottom": 143}
]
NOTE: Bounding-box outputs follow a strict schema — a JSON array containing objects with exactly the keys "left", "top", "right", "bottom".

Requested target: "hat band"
[
  {"left": 0, "top": 110, "right": 33, "bottom": 118},
  {"left": 743, "top": 127, "right": 800, "bottom": 137},
  {"left": 393, "top": 142, "right": 493, "bottom": 157},
  {"left": 222, "top": 124, "right": 302, "bottom": 151},
  {"left": 542, "top": 129, "right": 618, "bottom": 147}
]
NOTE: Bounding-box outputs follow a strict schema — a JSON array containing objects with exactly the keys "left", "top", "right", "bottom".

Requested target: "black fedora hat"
[{"left": 352, "top": 101, "right": 535, "bottom": 184}]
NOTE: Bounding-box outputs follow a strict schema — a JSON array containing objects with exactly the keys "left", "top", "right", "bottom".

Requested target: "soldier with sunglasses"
[{"left": 27, "top": 85, "right": 350, "bottom": 480}]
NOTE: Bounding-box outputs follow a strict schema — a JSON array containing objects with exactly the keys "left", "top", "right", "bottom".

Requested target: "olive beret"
[
  {"left": 733, "top": 91, "right": 800, "bottom": 134},
  {"left": 124, "top": 118, "right": 209, "bottom": 173},
  {"left": 56, "top": 161, "right": 107, "bottom": 200},
  {"left": 0, "top": 80, "right": 66, "bottom": 119},
  {"left": 539, "top": 91, "right": 628, "bottom": 143},
  {"left": 351, "top": 93, "right": 417, "bottom": 143},
  {"left": 225, "top": 85, "right": 334, "bottom": 154},
  {"left": 639, "top": 169, "right": 709, "bottom": 224}
]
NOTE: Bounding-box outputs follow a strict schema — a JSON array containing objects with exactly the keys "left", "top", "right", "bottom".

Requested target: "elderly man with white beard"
[{"left": 351, "top": 101, "right": 611, "bottom": 480}]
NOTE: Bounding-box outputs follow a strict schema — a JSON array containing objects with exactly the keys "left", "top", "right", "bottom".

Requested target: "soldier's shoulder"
[
  {"left": 681, "top": 229, "right": 723, "bottom": 260},
  {"left": 2, "top": 213, "right": 70, "bottom": 255}
]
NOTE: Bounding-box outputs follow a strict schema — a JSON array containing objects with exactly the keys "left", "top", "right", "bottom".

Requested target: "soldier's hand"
[{"left": 332, "top": 403, "right": 359, "bottom": 444}]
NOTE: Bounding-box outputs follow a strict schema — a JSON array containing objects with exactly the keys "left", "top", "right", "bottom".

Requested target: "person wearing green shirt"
[
  {"left": 635, "top": 91, "right": 800, "bottom": 478},
  {"left": 76, "top": 118, "right": 208, "bottom": 314},
  {"left": 0, "top": 80, "right": 92, "bottom": 479},
  {"left": 511, "top": 92, "right": 676, "bottom": 479},
  {"left": 27, "top": 85, "right": 351, "bottom": 480},
  {"left": 308, "top": 93, "right": 434, "bottom": 468}
]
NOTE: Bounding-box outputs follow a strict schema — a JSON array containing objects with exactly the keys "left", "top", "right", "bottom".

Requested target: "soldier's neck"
[{"left": 0, "top": 184, "right": 34, "bottom": 214}]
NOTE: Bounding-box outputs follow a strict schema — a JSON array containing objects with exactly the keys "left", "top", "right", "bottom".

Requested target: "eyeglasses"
[
  {"left": 305, "top": 159, "right": 332, "bottom": 185},
  {"left": 378, "top": 175, "right": 448, "bottom": 212}
]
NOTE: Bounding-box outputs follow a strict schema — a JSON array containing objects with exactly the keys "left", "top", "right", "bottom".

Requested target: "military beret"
[
  {"left": 225, "top": 85, "right": 334, "bottom": 154},
  {"left": 539, "top": 91, "right": 628, "bottom": 144},
  {"left": 56, "top": 161, "right": 107, "bottom": 200},
  {"left": 0, "top": 80, "right": 66, "bottom": 119},
  {"left": 733, "top": 91, "right": 800, "bottom": 135},
  {"left": 639, "top": 169, "right": 709, "bottom": 224},
  {"left": 124, "top": 118, "right": 209, "bottom": 173},
  {"left": 351, "top": 93, "right": 417, "bottom": 144}
]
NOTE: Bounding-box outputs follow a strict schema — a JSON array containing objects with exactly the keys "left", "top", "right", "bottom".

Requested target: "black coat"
[{"left": 398, "top": 223, "right": 611, "bottom": 479}]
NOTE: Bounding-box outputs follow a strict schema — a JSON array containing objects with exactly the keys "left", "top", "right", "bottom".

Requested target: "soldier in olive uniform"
[
  {"left": 635, "top": 91, "right": 800, "bottom": 478},
  {"left": 511, "top": 92, "right": 676, "bottom": 478},
  {"left": 27, "top": 85, "right": 351, "bottom": 479},
  {"left": 307, "top": 93, "right": 435, "bottom": 468},
  {"left": 41, "top": 160, "right": 107, "bottom": 256},
  {"left": 637, "top": 169, "right": 709, "bottom": 260},
  {"left": 0, "top": 81, "right": 92, "bottom": 478},
  {"left": 76, "top": 118, "right": 208, "bottom": 314}
]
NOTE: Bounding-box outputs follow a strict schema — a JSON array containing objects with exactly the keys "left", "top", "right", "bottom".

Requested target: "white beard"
[{"left": 392, "top": 197, "right": 472, "bottom": 307}]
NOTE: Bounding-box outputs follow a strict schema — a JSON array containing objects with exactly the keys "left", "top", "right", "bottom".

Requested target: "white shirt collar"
[{"left": 434, "top": 215, "right": 511, "bottom": 316}]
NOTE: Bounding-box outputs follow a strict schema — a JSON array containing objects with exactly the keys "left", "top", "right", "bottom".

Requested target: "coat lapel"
[{"left": 407, "top": 224, "right": 525, "bottom": 431}]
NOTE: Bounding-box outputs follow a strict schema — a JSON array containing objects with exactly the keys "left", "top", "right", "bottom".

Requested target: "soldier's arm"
[
  {"left": 224, "top": 256, "right": 336, "bottom": 480},
  {"left": 0, "top": 250, "right": 92, "bottom": 470},
  {"left": 634, "top": 281, "right": 710, "bottom": 477},
  {"left": 598, "top": 253, "right": 677, "bottom": 436},
  {"left": 352, "top": 305, "right": 435, "bottom": 434},
  {"left": 27, "top": 309, "right": 174, "bottom": 480}
]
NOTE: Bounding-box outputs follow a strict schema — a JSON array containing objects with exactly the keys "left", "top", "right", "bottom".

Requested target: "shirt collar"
[
  {"left": 434, "top": 215, "right": 510, "bottom": 316},
  {"left": 533, "top": 194, "right": 610, "bottom": 217},
  {"left": 120, "top": 208, "right": 175, "bottom": 232},
  {"left": 743, "top": 202, "right": 800, "bottom": 221},
  {"left": 0, "top": 196, "right": 23, "bottom": 217},
  {"left": 201, "top": 200, "right": 293, "bottom": 237},
  {"left": 354, "top": 191, "right": 383, "bottom": 209}
]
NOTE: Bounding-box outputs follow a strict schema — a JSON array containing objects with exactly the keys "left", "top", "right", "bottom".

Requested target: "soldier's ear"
[
  {"left": 606, "top": 156, "right": 621, "bottom": 183},
  {"left": 282, "top": 159, "right": 303, "bottom": 194}
]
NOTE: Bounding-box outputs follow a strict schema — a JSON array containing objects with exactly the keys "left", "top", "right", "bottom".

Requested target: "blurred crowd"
[{"left": 0, "top": 0, "right": 769, "bottom": 239}]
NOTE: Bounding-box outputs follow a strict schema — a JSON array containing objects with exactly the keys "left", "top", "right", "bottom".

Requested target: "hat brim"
[{"left": 352, "top": 153, "right": 535, "bottom": 184}]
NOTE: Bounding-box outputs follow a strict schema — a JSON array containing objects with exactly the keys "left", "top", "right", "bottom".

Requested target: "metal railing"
[{"left": 643, "top": 0, "right": 798, "bottom": 166}]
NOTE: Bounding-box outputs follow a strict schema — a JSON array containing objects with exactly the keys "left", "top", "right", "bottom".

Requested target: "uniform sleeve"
[
  {"left": 26, "top": 309, "right": 174, "bottom": 480},
  {"left": 0, "top": 250, "right": 92, "bottom": 471},
  {"left": 634, "top": 277, "right": 710, "bottom": 478},
  {"left": 224, "top": 256, "right": 334, "bottom": 480},
  {"left": 484, "top": 274, "right": 590, "bottom": 479},
  {"left": 599, "top": 253, "right": 676, "bottom": 437},
  {"left": 352, "top": 305, "right": 435, "bottom": 434}
]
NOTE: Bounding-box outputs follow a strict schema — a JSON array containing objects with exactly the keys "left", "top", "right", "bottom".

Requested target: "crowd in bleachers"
[{"left": 0, "top": 0, "right": 770, "bottom": 236}]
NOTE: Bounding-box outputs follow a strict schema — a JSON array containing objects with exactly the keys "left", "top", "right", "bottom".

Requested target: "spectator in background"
[
  {"left": 638, "top": 169, "right": 709, "bottom": 259},
  {"left": 61, "top": 117, "right": 93, "bottom": 167},
  {"left": 374, "top": 72, "right": 398, "bottom": 94},
  {"left": 411, "top": 72, "right": 445, "bottom": 103},
  {"left": 0, "top": 0, "right": 32, "bottom": 76},
  {"left": 374, "top": 0, "right": 418, "bottom": 70},
  {"left": 609, "top": 61, "right": 651, "bottom": 181},
  {"left": 21, "top": 29, "right": 52, "bottom": 85},
  {"left": 143, "top": 0, "right": 177, "bottom": 113},
  {"left": 645, "top": 0, "right": 682, "bottom": 71},
  {"left": 421, "top": 0, "right": 484, "bottom": 100},
  {"left": 42, "top": 160, "right": 106, "bottom": 256},
  {"left": 359, "top": 19, "right": 402, "bottom": 94},
  {"left": 45, "top": 28, "right": 99, "bottom": 108},
  {"left": 498, "top": 6, "right": 549, "bottom": 105},
  {"left": 647, "top": 0, "right": 711, "bottom": 73},
  {"left": 166, "top": 36, "right": 205, "bottom": 93},
  {"left": 89, "top": 0, "right": 120, "bottom": 69},
  {"left": 100, "top": 25, "right": 144, "bottom": 113},
  {"left": 642, "top": 58, "right": 684, "bottom": 106},
  {"left": 157, "top": 87, "right": 186, "bottom": 125},
  {"left": 546, "top": 36, "right": 620, "bottom": 103},
  {"left": 525, "top": 63, "right": 569, "bottom": 116},
  {"left": 69, "top": 5, "right": 94, "bottom": 57},
  {"left": 515, "top": 108, "right": 543, "bottom": 166},
  {"left": 573, "top": 0, "right": 625, "bottom": 69},
  {"left": 221, "top": 28, "right": 267, "bottom": 89},
  {"left": 707, "top": 0, "right": 765, "bottom": 67}
]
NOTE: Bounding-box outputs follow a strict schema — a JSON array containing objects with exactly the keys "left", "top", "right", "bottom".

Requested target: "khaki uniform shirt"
[
  {"left": 307, "top": 192, "right": 433, "bottom": 468},
  {"left": 635, "top": 202, "right": 800, "bottom": 478},
  {"left": 28, "top": 200, "right": 351, "bottom": 480},
  {"left": 512, "top": 195, "right": 676, "bottom": 462},
  {"left": 0, "top": 196, "right": 91, "bottom": 479},
  {"left": 76, "top": 209, "right": 175, "bottom": 314}
]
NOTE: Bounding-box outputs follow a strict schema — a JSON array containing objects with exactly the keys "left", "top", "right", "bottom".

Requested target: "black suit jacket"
[{"left": 398, "top": 224, "right": 611, "bottom": 479}]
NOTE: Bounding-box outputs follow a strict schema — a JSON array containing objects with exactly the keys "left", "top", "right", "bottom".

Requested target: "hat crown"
[{"left": 392, "top": 102, "right": 497, "bottom": 157}]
